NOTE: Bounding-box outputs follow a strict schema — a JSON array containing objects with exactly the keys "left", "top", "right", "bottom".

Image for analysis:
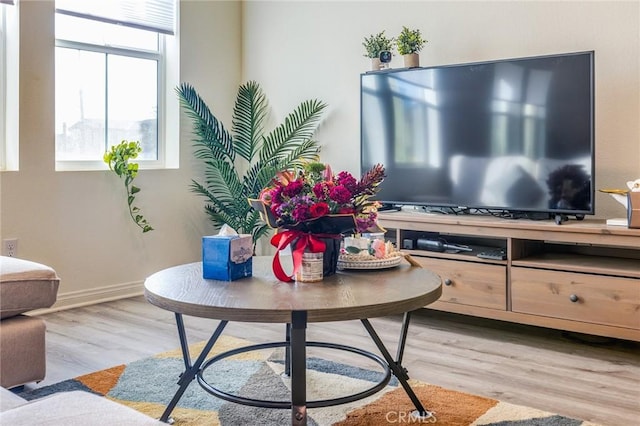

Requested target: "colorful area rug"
[{"left": 17, "top": 336, "right": 598, "bottom": 425}]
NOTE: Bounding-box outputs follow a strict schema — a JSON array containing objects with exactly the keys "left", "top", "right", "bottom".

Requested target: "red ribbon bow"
[{"left": 270, "top": 230, "right": 327, "bottom": 282}]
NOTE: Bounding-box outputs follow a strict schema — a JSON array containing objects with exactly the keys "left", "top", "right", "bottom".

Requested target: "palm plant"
[{"left": 177, "top": 81, "right": 326, "bottom": 246}]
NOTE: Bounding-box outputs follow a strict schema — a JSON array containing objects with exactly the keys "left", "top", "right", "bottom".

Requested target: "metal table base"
[{"left": 159, "top": 311, "right": 435, "bottom": 425}]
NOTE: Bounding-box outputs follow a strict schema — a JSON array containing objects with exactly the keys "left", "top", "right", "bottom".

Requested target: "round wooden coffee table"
[{"left": 145, "top": 256, "right": 442, "bottom": 425}]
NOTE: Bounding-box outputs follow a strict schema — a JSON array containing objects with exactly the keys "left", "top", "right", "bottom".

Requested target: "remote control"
[{"left": 477, "top": 248, "right": 507, "bottom": 260}]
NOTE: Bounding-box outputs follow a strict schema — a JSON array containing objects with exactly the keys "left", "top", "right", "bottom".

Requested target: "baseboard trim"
[{"left": 29, "top": 281, "right": 145, "bottom": 316}]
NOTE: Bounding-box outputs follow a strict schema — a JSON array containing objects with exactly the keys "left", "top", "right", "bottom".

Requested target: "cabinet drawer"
[
  {"left": 414, "top": 257, "right": 506, "bottom": 310},
  {"left": 511, "top": 268, "right": 640, "bottom": 329}
]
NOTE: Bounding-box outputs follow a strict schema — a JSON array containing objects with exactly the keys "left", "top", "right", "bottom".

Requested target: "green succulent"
[
  {"left": 396, "top": 26, "right": 427, "bottom": 55},
  {"left": 362, "top": 31, "right": 395, "bottom": 58},
  {"left": 177, "top": 81, "right": 326, "bottom": 247}
]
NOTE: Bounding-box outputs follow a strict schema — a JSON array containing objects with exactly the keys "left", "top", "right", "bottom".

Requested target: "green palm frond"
[
  {"left": 203, "top": 203, "right": 242, "bottom": 232},
  {"left": 190, "top": 181, "right": 240, "bottom": 230},
  {"left": 177, "top": 83, "right": 235, "bottom": 163},
  {"left": 202, "top": 159, "right": 243, "bottom": 201},
  {"left": 260, "top": 99, "right": 326, "bottom": 163},
  {"left": 246, "top": 212, "right": 270, "bottom": 244},
  {"left": 232, "top": 81, "right": 267, "bottom": 162},
  {"left": 180, "top": 80, "right": 326, "bottom": 246},
  {"left": 278, "top": 139, "right": 322, "bottom": 168},
  {"left": 243, "top": 162, "right": 272, "bottom": 198}
]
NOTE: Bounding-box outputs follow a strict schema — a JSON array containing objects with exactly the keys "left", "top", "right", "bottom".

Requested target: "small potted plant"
[
  {"left": 362, "top": 31, "right": 394, "bottom": 71},
  {"left": 396, "top": 26, "right": 427, "bottom": 68}
]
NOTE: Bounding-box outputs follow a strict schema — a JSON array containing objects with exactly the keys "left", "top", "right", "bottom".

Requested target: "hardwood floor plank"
[{"left": 23, "top": 296, "right": 640, "bottom": 425}]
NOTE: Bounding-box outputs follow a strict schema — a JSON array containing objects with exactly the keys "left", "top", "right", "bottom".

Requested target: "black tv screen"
[{"left": 361, "top": 51, "right": 595, "bottom": 216}]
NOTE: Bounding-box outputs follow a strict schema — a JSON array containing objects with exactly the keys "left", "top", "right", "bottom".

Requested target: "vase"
[
  {"left": 371, "top": 57, "right": 382, "bottom": 71},
  {"left": 295, "top": 252, "right": 324, "bottom": 282},
  {"left": 263, "top": 215, "right": 357, "bottom": 283},
  {"left": 295, "top": 237, "right": 341, "bottom": 283},
  {"left": 404, "top": 53, "right": 419, "bottom": 68}
]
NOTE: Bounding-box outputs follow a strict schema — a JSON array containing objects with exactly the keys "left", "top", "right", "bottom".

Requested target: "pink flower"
[
  {"left": 371, "top": 239, "right": 386, "bottom": 258},
  {"left": 259, "top": 188, "right": 274, "bottom": 205},
  {"left": 322, "top": 164, "right": 333, "bottom": 181},
  {"left": 355, "top": 210, "right": 377, "bottom": 233}
]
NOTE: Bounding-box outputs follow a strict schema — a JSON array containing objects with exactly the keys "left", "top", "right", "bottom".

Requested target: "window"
[
  {"left": 55, "top": 0, "right": 179, "bottom": 171},
  {"left": 0, "top": 0, "right": 18, "bottom": 171}
]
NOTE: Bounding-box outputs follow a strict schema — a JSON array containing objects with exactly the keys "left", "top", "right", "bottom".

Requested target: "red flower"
[
  {"left": 337, "top": 171, "right": 357, "bottom": 193},
  {"left": 270, "top": 186, "right": 283, "bottom": 203},
  {"left": 283, "top": 179, "right": 304, "bottom": 197},
  {"left": 255, "top": 161, "right": 386, "bottom": 234},
  {"left": 309, "top": 202, "right": 330, "bottom": 218},
  {"left": 329, "top": 185, "right": 352, "bottom": 204},
  {"left": 313, "top": 182, "right": 327, "bottom": 199}
]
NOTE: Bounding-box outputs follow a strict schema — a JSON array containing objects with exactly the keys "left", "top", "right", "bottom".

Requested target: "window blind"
[{"left": 56, "top": 0, "right": 175, "bottom": 35}]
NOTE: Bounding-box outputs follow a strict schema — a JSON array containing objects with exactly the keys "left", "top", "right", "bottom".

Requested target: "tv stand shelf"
[{"left": 378, "top": 212, "right": 640, "bottom": 341}]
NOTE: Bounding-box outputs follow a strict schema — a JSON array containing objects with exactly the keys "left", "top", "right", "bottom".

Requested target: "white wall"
[
  {"left": 0, "top": 0, "right": 242, "bottom": 308},
  {"left": 243, "top": 0, "right": 640, "bottom": 220}
]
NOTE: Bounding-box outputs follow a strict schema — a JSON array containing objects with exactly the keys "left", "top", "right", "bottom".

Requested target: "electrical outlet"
[{"left": 2, "top": 238, "right": 17, "bottom": 257}]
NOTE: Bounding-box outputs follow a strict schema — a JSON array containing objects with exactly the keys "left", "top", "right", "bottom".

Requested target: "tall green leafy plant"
[{"left": 177, "top": 81, "right": 327, "bottom": 245}]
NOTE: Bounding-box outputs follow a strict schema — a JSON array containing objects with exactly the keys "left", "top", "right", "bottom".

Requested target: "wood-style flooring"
[{"left": 26, "top": 296, "right": 640, "bottom": 425}]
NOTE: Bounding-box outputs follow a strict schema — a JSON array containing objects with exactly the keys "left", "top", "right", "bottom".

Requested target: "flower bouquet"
[{"left": 249, "top": 162, "right": 385, "bottom": 282}]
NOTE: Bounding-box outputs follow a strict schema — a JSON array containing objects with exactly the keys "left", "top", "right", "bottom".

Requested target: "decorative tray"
[{"left": 337, "top": 254, "right": 403, "bottom": 270}]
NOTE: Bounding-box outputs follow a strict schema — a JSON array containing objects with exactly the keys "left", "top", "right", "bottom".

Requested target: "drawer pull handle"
[
  {"left": 444, "top": 279, "right": 453, "bottom": 286},
  {"left": 569, "top": 294, "right": 579, "bottom": 303}
]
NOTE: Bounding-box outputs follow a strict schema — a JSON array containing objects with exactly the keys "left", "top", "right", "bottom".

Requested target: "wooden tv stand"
[{"left": 378, "top": 212, "right": 640, "bottom": 341}]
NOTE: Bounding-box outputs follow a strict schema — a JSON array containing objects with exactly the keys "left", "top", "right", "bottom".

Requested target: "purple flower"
[{"left": 292, "top": 204, "right": 311, "bottom": 222}]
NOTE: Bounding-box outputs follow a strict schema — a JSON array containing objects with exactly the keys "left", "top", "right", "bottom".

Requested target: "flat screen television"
[{"left": 360, "top": 51, "right": 595, "bottom": 219}]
